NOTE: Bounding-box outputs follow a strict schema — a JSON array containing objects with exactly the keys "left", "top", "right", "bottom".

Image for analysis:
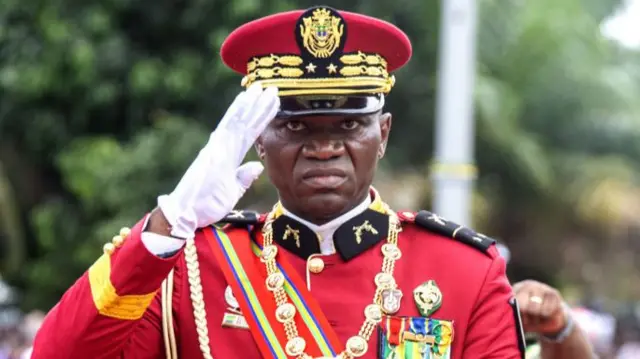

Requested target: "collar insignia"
[
  {"left": 269, "top": 208, "right": 390, "bottom": 260},
  {"left": 334, "top": 208, "right": 388, "bottom": 261},
  {"left": 271, "top": 216, "right": 318, "bottom": 259},
  {"left": 352, "top": 220, "right": 378, "bottom": 244},
  {"left": 283, "top": 224, "right": 301, "bottom": 248}
]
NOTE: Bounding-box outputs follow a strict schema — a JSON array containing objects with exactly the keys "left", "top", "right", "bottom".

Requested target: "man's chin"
[{"left": 298, "top": 192, "right": 353, "bottom": 223}]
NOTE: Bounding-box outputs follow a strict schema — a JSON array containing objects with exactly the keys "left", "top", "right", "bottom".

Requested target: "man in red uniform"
[{"left": 32, "top": 6, "right": 525, "bottom": 359}]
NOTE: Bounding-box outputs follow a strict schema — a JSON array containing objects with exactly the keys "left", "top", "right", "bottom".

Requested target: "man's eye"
[
  {"left": 341, "top": 119, "right": 359, "bottom": 130},
  {"left": 285, "top": 121, "right": 306, "bottom": 132}
]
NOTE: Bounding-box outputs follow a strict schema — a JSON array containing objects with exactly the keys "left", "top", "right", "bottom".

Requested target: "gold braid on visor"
[{"left": 240, "top": 51, "right": 396, "bottom": 97}]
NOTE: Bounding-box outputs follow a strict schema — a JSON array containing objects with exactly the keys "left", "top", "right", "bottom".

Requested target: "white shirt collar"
[{"left": 282, "top": 195, "right": 372, "bottom": 255}]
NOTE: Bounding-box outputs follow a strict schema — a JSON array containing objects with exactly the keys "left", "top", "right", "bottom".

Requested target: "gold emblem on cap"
[
  {"left": 353, "top": 220, "right": 378, "bottom": 244},
  {"left": 300, "top": 8, "right": 344, "bottom": 58}
]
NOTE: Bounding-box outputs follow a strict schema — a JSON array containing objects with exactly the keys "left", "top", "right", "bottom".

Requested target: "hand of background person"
[{"left": 514, "top": 280, "right": 568, "bottom": 336}]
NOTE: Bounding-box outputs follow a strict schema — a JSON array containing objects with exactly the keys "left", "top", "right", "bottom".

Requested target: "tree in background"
[{"left": 474, "top": 0, "right": 640, "bottom": 300}]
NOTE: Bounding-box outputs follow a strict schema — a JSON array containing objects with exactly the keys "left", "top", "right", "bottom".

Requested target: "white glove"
[{"left": 157, "top": 84, "right": 280, "bottom": 239}]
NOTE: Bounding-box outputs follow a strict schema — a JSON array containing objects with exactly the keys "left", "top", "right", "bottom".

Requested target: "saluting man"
[{"left": 32, "top": 6, "right": 526, "bottom": 359}]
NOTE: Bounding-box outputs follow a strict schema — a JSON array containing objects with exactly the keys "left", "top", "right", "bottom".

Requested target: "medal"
[
  {"left": 224, "top": 285, "right": 241, "bottom": 313},
  {"left": 221, "top": 312, "right": 249, "bottom": 329},
  {"left": 413, "top": 280, "right": 443, "bottom": 317},
  {"left": 222, "top": 286, "right": 248, "bottom": 329},
  {"left": 381, "top": 288, "right": 403, "bottom": 314}
]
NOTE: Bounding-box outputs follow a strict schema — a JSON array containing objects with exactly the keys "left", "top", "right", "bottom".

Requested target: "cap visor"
[{"left": 276, "top": 95, "right": 385, "bottom": 117}]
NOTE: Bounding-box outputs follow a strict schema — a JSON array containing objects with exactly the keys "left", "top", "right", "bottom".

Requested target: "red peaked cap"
[{"left": 219, "top": 6, "right": 412, "bottom": 97}]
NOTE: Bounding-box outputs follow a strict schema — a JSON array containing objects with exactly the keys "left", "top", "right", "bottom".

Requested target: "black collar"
[{"left": 270, "top": 208, "right": 390, "bottom": 261}]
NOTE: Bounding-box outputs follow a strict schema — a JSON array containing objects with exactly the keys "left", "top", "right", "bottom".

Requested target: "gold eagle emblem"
[{"left": 300, "top": 8, "right": 344, "bottom": 58}]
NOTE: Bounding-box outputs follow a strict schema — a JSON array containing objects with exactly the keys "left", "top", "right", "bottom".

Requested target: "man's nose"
[{"left": 302, "top": 138, "right": 346, "bottom": 160}]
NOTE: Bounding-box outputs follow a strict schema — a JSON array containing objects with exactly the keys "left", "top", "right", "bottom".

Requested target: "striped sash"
[{"left": 205, "top": 226, "right": 344, "bottom": 358}]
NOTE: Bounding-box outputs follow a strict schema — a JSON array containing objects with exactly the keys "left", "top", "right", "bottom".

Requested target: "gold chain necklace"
[{"left": 259, "top": 207, "right": 403, "bottom": 359}]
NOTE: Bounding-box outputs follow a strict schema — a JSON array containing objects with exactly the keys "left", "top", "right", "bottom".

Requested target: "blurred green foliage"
[{"left": 2, "top": 0, "right": 640, "bottom": 310}]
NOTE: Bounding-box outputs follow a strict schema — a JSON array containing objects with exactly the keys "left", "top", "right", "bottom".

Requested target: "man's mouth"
[{"left": 301, "top": 169, "right": 347, "bottom": 189}]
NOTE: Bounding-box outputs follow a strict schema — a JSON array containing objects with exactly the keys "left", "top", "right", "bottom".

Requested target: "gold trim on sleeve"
[{"left": 88, "top": 254, "right": 157, "bottom": 320}]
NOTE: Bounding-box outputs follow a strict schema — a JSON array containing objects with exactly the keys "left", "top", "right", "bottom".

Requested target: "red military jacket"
[{"left": 32, "top": 200, "right": 525, "bottom": 359}]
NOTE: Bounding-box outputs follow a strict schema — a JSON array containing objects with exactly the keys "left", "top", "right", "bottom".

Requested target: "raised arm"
[{"left": 31, "top": 84, "right": 279, "bottom": 358}]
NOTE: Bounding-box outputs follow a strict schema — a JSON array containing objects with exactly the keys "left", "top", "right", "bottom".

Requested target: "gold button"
[
  {"left": 119, "top": 227, "right": 131, "bottom": 238},
  {"left": 112, "top": 235, "right": 125, "bottom": 247},
  {"left": 103, "top": 242, "right": 115, "bottom": 255},
  {"left": 307, "top": 257, "right": 325, "bottom": 274}
]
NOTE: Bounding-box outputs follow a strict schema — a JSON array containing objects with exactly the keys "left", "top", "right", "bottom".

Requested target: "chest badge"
[
  {"left": 225, "top": 285, "right": 240, "bottom": 312},
  {"left": 381, "top": 288, "right": 403, "bottom": 314},
  {"left": 413, "top": 280, "right": 443, "bottom": 317},
  {"left": 222, "top": 286, "right": 249, "bottom": 329}
]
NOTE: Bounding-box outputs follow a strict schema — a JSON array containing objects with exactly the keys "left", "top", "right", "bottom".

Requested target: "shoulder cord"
[
  {"left": 161, "top": 269, "right": 178, "bottom": 359},
  {"left": 161, "top": 238, "right": 215, "bottom": 359}
]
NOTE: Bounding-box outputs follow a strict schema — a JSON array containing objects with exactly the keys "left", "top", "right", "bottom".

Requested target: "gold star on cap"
[
  {"left": 327, "top": 63, "right": 337, "bottom": 74},
  {"left": 305, "top": 62, "right": 317, "bottom": 73}
]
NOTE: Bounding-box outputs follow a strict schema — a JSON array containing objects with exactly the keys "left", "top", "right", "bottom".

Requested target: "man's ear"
[
  {"left": 254, "top": 137, "right": 266, "bottom": 160},
  {"left": 378, "top": 112, "right": 392, "bottom": 159}
]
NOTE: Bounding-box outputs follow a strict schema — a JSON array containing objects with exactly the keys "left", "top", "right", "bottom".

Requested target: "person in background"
[
  {"left": 571, "top": 304, "right": 617, "bottom": 358},
  {"left": 17, "top": 310, "right": 44, "bottom": 359},
  {"left": 514, "top": 280, "right": 596, "bottom": 359},
  {"left": 609, "top": 306, "right": 639, "bottom": 359},
  {"left": 0, "top": 328, "right": 26, "bottom": 359},
  {"left": 497, "top": 243, "right": 597, "bottom": 359}
]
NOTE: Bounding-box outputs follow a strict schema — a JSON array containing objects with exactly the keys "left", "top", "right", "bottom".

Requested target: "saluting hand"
[
  {"left": 513, "top": 280, "right": 568, "bottom": 336},
  {"left": 157, "top": 83, "right": 280, "bottom": 239}
]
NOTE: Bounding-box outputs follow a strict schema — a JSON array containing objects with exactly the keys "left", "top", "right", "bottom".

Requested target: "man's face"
[{"left": 256, "top": 111, "right": 392, "bottom": 223}]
